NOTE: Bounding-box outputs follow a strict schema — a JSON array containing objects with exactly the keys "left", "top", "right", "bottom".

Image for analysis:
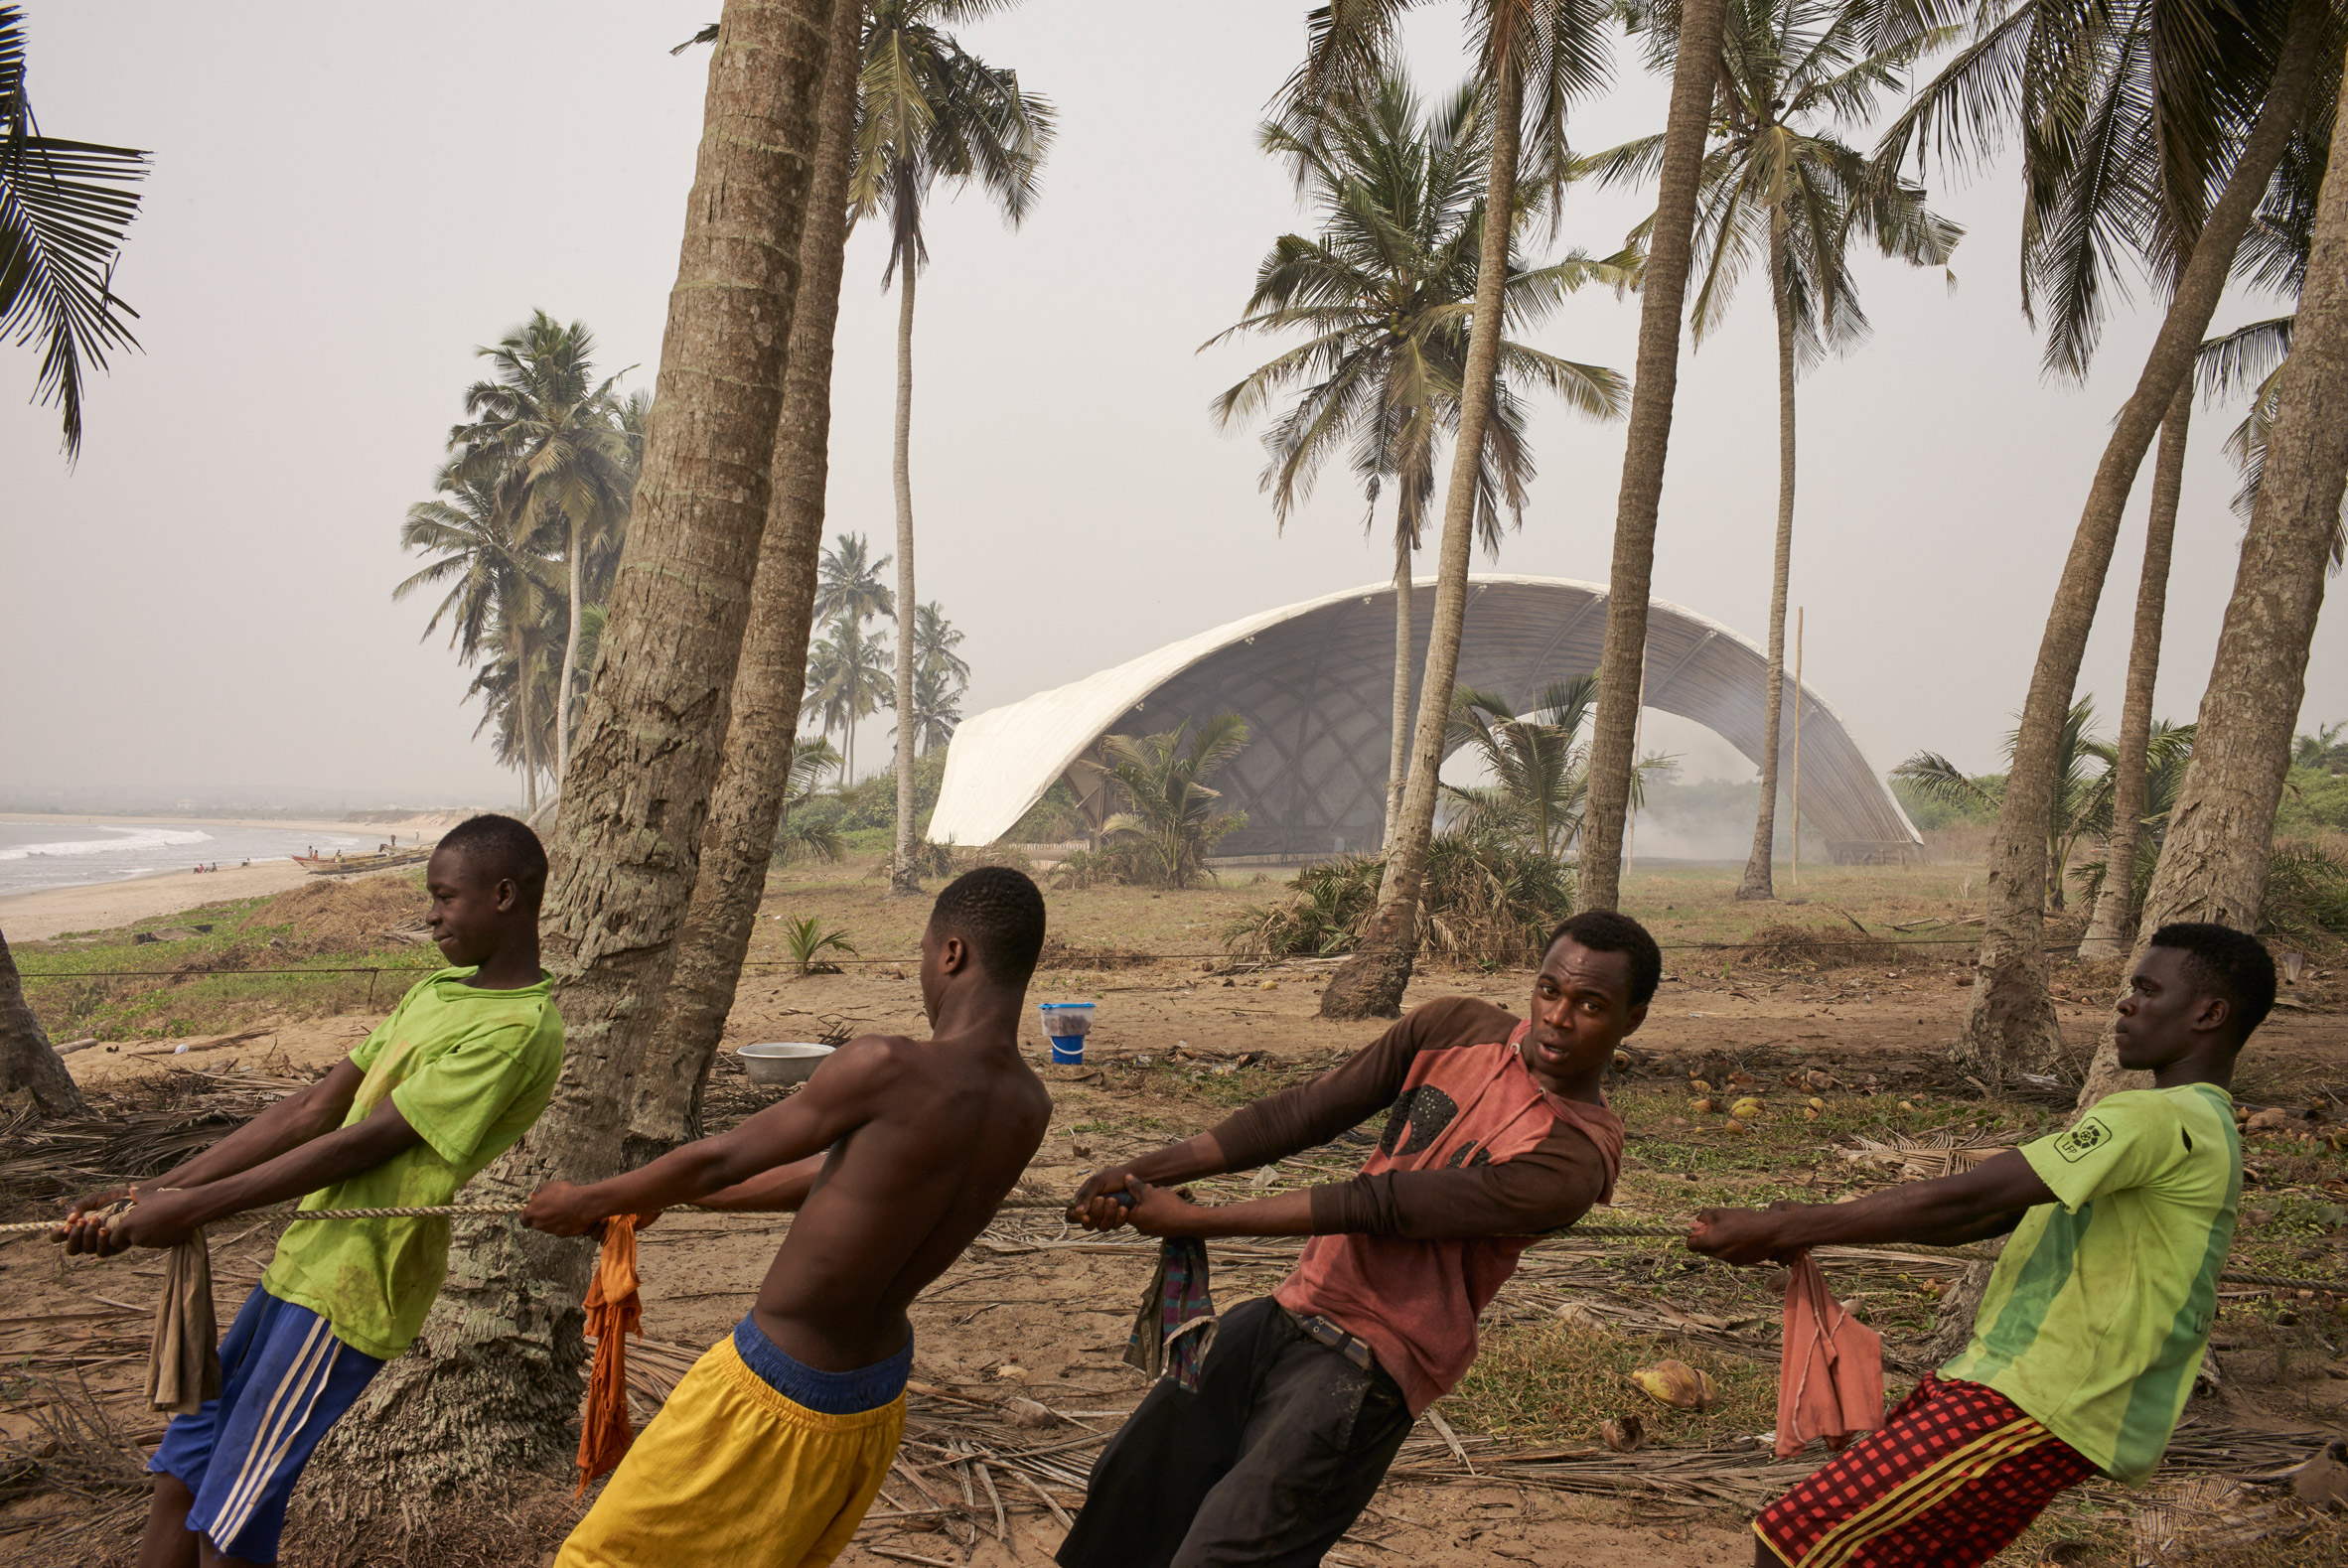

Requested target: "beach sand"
[
  {"left": 0, "top": 811, "right": 470, "bottom": 942},
  {"left": 0, "top": 859, "right": 321, "bottom": 942}
]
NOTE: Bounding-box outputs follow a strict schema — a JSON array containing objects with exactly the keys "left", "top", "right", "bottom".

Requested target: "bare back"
[{"left": 750, "top": 1028, "right": 1051, "bottom": 1371}]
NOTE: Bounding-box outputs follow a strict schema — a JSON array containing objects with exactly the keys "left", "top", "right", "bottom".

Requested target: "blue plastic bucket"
[{"left": 1040, "top": 1002, "right": 1095, "bottom": 1065}]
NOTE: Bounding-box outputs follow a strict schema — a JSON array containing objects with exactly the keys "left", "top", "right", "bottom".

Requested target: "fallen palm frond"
[
  {"left": 1743, "top": 924, "right": 1895, "bottom": 971},
  {"left": 1225, "top": 834, "right": 1573, "bottom": 966},
  {"left": 1837, "top": 1131, "right": 2016, "bottom": 1182},
  {"left": 0, "top": 1069, "right": 316, "bottom": 1204},
  {"left": 0, "top": 1372, "right": 154, "bottom": 1556}
]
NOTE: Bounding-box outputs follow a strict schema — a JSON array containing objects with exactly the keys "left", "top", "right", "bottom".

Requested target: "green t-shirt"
[
  {"left": 1941, "top": 1082, "right": 2239, "bottom": 1483},
  {"left": 261, "top": 967, "right": 563, "bottom": 1359}
]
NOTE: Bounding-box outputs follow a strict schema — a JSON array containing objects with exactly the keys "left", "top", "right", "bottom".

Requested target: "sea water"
[{"left": 0, "top": 821, "right": 373, "bottom": 898}]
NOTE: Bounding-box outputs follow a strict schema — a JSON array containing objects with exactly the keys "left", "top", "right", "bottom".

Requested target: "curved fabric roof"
[{"left": 929, "top": 574, "right": 1919, "bottom": 859}]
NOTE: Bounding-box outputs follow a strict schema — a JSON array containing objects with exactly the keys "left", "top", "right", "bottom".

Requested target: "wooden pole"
[{"left": 1790, "top": 607, "right": 1804, "bottom": 887}]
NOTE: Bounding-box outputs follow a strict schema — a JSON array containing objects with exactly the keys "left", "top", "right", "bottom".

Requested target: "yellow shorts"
[{"left": 557, "top": 1334, "right": 906, "bottom": 1568}]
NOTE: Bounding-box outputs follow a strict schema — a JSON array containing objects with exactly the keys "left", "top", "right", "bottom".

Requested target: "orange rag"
[
  {"left": 576, "top": 1214, "right": 643, "bottom": 1494},
  {"left": 1776, "top": 1252, "right": 1884, "bottom": 1459}
]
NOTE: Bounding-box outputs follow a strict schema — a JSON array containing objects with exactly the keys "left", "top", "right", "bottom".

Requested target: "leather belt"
[{"left": 1288, "top": 1310, "right": 1376, "bottom": 1372}]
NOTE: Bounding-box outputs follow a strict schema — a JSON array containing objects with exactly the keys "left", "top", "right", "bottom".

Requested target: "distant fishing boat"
[{"left": 291, "top": 849, "right": 430, "bottom": 877}]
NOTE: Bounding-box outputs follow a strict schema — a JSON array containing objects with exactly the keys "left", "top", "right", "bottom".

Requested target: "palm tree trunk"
[
  {"left": 1738, "top": 213, "right": 1798, "bottom": 902},
  {"left": 1318, "top": 63, "right": 1524, "bottom": 1021},
  {"left": 305, "top": 0, "right": 837, "bottom": 1513},
  {"left": 2077, "top": 62, "right": 2348, "bottom": 1108},
  {"left": 515, "top": 629, "right": 538, "bottom": 816},
  {"left": 890, "top": 262, "right": 921, "bottom": 894},
  {"left": 0, "top": 928, "right": 84, "bottom": 1113},
  {"left": 1575, "top": 0, "right": 1731, "bottom": 913},
  {"left": 633, "top": 0, "right": 862, "bottom": 1157},
  {"left": 1385, "top": 530, "right": 1412, "bottom": 851},
  {"left": 1956, "top": 0, "right": 2326, "bottom": 1081},
  {"left": 2078, "top": 384, "right": 2190, "bottom": 959},
  {"left": 556, "top": 513, "right": 583, "bottom": 792}
]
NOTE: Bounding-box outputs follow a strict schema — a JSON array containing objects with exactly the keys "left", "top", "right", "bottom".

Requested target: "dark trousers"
[{"left": 1056, "top": 1297, "right": 1413, "bottom": 1568}]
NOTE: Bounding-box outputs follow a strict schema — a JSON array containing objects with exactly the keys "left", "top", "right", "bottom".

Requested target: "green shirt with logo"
[
  {"left": 1941, "top": 1082, "right": 2239, "bottom": 1483},
  {"left": 261, "top": 968, "right": 564, "bottom": 1360}
]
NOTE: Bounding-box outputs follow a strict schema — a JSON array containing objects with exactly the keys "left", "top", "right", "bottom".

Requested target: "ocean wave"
[{"left": 0, "top": 827, "right": 213, "bottom": 862}]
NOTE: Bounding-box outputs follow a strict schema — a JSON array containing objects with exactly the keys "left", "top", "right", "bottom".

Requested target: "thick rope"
[{"left": 14, "top": 1204, "right": 2342, "bottom": 1294}]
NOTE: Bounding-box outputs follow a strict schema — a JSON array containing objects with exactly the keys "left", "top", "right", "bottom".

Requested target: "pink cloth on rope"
[{"left": 1776, "top": 1251, "right": 1884, "bottom": 1459}]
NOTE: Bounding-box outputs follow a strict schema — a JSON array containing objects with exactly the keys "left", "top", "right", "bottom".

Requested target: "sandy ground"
[
  {"left": 10, "top": 868, "right": 2343, "bottom": 1567},
  {"left": 0, "top": 861, "right": 319, "bottom": 943}
]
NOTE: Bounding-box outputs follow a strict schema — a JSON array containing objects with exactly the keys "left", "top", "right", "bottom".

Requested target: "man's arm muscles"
[
  {"left": 527, "top": 1041, "right": 890, "bottom": 1231},
  {"left": 690, "top": 1154, "right": 826, "bottom": 1212},
  {"left": 1690, "top": 1151, "right": 2055, "bottom": 1263}
]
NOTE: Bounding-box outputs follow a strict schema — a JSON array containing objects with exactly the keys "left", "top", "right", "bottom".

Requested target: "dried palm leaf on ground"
[{"left": 1837, "top": 1131, "right": 2015, "bottom": 1181}]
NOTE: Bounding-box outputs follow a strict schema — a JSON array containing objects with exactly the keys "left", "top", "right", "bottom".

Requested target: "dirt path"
[{"left": 8, "top": 866, "right": 2345, "bottom": 1566}]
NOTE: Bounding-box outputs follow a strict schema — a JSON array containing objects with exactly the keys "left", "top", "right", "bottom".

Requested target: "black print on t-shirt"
[{"left": 1380, "top": 1085, "right": 1461, "bottom": 1157}]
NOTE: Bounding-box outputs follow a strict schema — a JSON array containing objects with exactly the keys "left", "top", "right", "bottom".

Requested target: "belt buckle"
[{"left": 1299, "top": 1314, "right": 1372, "bottom": 1371}]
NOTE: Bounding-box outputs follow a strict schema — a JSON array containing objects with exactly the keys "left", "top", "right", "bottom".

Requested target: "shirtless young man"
[{"left": 521, "top": 867, "right": 1054, "bottom": 1568}]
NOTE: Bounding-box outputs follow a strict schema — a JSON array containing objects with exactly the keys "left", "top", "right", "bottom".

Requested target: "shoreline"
[
  {"left": 1, "top": 812, "right": 468, "bottom": 943},
  {"left": 0, "top": 859, "right": 320, "bottom": 942}
]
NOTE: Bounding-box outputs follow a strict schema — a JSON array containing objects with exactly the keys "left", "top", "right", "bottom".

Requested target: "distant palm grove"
[{"left": 396, "top": 327, "right": 969, "bottom": 822}]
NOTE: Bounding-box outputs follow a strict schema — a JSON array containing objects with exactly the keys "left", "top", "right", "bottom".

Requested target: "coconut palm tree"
[
  {"left": 913, "top": 600, "right": 968, "bottom": 686},
  {"left": 814, "top": 531, "right": 895, "bottom": 631},
  {"left": 804, "top": 616, "right": 895, "bottom": 781},
  {"left": 1209, "top": 66, "right": 1630, "bottom": 854},
  {"left": 1872, "top": 0, "right": 2337, "bottom": 1072},
  {"left": 908, "top": 661, "right": 963, "bottom": 755},
  {"left": 1577, "top": 0, "right": 1960, "bottom": 904},
  {"left": 1, "top": 4, "right": 147, "bottom": 463},
  {"left": 1442, "top": 677, "right": 1599, "bottom": 858},
  {"left": 852, "top": 0, "right": 1055, "bottom": 892},
  {"left": 447, "top": 312, "right": 635, "bottom": 790},
  {"left": 1896, "top": 698, "right": 2114, "bottom": 912},
  {"left": 1093, "top": 714, "right": 1252, "bottom": 889},
  {"left": 394, "top": 463, "right": 562, "bottom": 810},
  {"left": 1297, "top": 0, "right": 1631, "bottom": 1020},
  {"left": 2079, "top": 62, "right": 2348, "bottom": 1109}
]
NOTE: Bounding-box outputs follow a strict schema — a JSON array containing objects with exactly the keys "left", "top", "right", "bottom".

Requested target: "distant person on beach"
[
  {"left": 56, "top": 813, "right": 564, "bottom": 1568},
  {"left": 1054, "top": 911, "right": 1649, "bottom": 1568},
  {"left": 521, "top": 866, "right": 1053, "bottom": 1568},
  {"left": 1689, "top": 923, "right": 2270, "bottom": 1568}
]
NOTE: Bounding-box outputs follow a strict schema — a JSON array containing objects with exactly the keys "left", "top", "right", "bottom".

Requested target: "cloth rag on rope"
[
  {"left": 1122, "top": 1234, "right": 1216, "bottom": 1390},
  {"left": 1775, "top": 1251, "right": 1883, "bottom": 1459},
  {"left": 577, "top": 1213, "right": 644, "bottom": 1494},
  {"left": 145, "top": 1228, "right": 220, "bottom": 1414}
]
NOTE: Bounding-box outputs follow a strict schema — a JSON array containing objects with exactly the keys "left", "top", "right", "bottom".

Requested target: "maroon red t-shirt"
[{"left": 1208, "top": 997, "right": 1624, "bottom": 1413}]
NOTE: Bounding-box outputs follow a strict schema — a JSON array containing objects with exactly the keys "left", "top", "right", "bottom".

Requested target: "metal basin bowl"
[{"left": 737, "top": 1042, "right": 833, "bottom": 1086}]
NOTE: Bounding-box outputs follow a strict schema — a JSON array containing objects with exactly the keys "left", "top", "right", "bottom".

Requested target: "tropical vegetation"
[
  {"left": 1, "top": 4, "right": 146, "bottom": 462},
  {"left": 393, "top": 315, "right": 641, "bottom": 815},
  {"left": 1209, "top": 64, "right": 1631, "bottom": 851},
  {"left": 1576, "top": 0, "right": 1959, "bottom": 903},
  {"left": 852, "top": 0, "right": 1054, "bottom": 892},
  {"left": 1082, "top": 714, "right": 1253, "bottom": 890}
]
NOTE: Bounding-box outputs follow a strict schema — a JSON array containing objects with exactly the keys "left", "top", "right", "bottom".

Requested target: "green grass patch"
[
  {"left": 16, "top": 874, "right": 436, "bottom": 1039},
  {"left": 1448, "top": 1320, "right": 1785, "bottom": 1447}
]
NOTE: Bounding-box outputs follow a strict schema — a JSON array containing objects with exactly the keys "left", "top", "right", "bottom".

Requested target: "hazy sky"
[{"left": 4, "top": 1, "right": 2336, "bottom": 810}]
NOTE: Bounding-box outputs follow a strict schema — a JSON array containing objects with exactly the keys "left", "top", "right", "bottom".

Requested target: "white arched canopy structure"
[{"left": 929, "top": 575, "right": 1920, "bottom": 862}]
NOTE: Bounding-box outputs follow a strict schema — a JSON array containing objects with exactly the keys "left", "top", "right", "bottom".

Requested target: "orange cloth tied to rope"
[
  {"left": 1776, "top": 1252, "right": 1883, "bottom": 1459},
  {"left": 576, "top": 1214, "right": 643, "bottom": 1494}
]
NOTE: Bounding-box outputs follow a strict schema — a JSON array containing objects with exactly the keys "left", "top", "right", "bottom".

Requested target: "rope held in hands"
[{"left": 15, "top": 1204, "right": 2342, "bottom": 1293}]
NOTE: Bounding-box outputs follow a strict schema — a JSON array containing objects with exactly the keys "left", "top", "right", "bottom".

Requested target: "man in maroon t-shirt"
[{"left": 1057, "top": 910, "right": 1658, "bottom": 1568}]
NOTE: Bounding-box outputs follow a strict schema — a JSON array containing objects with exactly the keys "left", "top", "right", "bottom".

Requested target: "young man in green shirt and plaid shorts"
[
  {"left": 1689, "top": 923, "right": 2273, "bottom": 1568},
  {"left": 58, "top": 815, "right": 564, "bottom": 1568}
]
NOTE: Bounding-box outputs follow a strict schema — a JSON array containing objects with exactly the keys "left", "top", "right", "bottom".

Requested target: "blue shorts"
[{"left": 149, "top": 1285, "right": 383, "bottom": 1563}]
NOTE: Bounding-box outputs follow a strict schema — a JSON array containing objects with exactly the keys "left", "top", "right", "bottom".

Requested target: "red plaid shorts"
[{"left": 1755, "top": 1374, "right": 2097, "bottom": 1568}]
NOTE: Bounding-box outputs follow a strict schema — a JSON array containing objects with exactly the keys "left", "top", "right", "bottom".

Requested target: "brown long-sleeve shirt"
[{"left": 1207, "top": 997, "right": 1624, "bottom": 1412}]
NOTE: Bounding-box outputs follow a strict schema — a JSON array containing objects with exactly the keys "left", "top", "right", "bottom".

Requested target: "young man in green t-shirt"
[
  {"left": 56, "top": 814, "right": 565, "bottom": 1568},
  {"left": 1689, "top": 922, "right": 2273, "bottom": 1568}
]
